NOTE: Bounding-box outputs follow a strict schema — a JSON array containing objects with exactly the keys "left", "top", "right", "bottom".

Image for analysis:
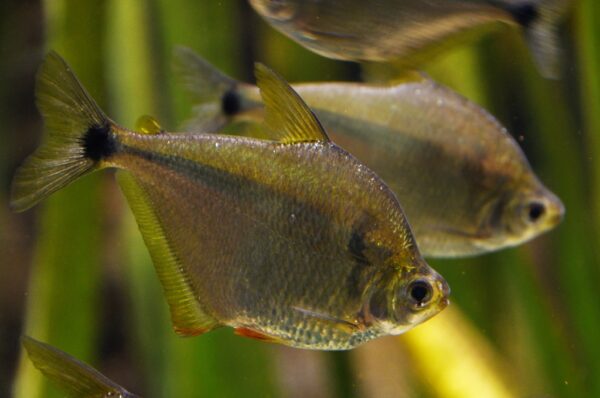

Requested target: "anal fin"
[{"left": 117, "top": 171, "right": 220, "bottom": 336}]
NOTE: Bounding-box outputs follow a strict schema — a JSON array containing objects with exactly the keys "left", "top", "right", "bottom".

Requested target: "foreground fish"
[
  {"left": 175, "top": 48, "right": 564, "bottom": 257},
  {"left": 11, "top": 52, "right": 449, "bottom": 349},
  {"left": 22, "top": 336, "right": 139, "bottom": 398},
  {"left": 250, "top": 0, "right": 573, "bottom": 79}
]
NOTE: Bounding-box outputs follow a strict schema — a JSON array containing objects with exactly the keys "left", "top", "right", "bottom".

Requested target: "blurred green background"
[{"left": 1, "top": 0, "right": 599, "bottom": 397}]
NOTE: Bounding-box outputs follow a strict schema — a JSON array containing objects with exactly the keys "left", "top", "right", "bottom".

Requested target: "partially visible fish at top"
[
  {"left": 22, "top": 336, "right": 139, "bottom": 398},
  {"left": 10, "top": 52, "right": 449, "bottom": 350},
  {"left": 174, "top": 47, "right": 565, "bottom": 258},
  {"left": 249, "top": 0, "right": 574, "bottom": 79}
]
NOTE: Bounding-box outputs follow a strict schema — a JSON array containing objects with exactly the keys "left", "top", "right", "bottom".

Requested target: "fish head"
[
  {"left": 478, "top": 181, "right": 564, "bottom": 250},
  {"left": 365, "top": 257, "right": 450, "bottom": 335},
  {"left": 249, "top": 0, "right": 300, "bottom": 23},
  {"left": 502, "top": 184, "right": 564, "bottom": 243}
]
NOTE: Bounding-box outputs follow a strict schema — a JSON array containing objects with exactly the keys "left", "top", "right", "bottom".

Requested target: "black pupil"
[
  {"left": 528, "top": 202, "right": 545, "bottom": 222},
  {"left": 409, "top": 281, "right": 431, "bottom": 305}
]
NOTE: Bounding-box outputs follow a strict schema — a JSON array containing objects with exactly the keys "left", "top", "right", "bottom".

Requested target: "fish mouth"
[
  {"left": 415, "top": 296, "right": 449, "bottom": 326},
  {"left": 516, "top": 190, "right": 565, "bottom": 240},
  {"left": 438, "top": 278, "right": 451, "bottom": 299},
  {"left": 416, "top": 272, "right": 451, "bottom": 320},
  {"left": 435, "top": 277, "right": 451, "bottom": 310},
  {"left": 440, "top": 298, "right": 450, "bottom": 308},
  {"left": 545, "top": 194, "right": 565, "bottom": 227}
]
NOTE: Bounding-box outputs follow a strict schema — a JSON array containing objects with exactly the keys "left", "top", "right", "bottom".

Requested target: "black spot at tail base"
[
  {"left": 82, "top": 122, "right": 116, "bottom": 161},
  {"left": 506, "top": 3, "right": 539, "bottom": 27},
  {"left": 222, "top": 88, "right": 241, "bottom": 116}
]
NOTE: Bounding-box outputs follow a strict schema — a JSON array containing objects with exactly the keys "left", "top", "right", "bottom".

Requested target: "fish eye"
[
  {"left": 527, "top": 201, "right": 546, "bottom": 223},
  {"left": 408, "top": 280, "right": 432, "bottom": 307}
]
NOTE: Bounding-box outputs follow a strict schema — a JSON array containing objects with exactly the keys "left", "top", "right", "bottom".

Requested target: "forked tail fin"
[
  {"left": 507, "top": 0, "right": 573, "bottom": 79},
  {"left": 10, "top": 51, "right": 116, "bottom": 212},
  {"left": 173, "top": 46, "right": 244, "bottom": 132},
  {"left": 22, "top": 336, "right": 139, "bottom": 398}
]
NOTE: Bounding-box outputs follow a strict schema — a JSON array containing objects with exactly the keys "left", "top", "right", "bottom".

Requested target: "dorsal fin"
[
  {"left": 254, "top": 63, "right": 330, "bottom": 144},
  {"left": 135, "top": 115, "right": 164, "bottom": 135}
]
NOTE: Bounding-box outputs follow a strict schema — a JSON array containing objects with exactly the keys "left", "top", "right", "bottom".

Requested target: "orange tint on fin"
[{"left": 234, "top": 327, "right": 282, "bottom": 343}]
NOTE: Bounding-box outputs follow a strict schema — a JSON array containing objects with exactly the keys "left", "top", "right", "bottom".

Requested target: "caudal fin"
[
  {"left": 22, "top": 336, "right": 139, "bottom": 398},
  {"left": 507, "top": 0, "right": 573, "bottom": 79},
  {"left": 10, "top": 51, "right": 116, "bottom": 212},
  {"left": 173, "top": 46, "right": 244, "bottom": 132}
]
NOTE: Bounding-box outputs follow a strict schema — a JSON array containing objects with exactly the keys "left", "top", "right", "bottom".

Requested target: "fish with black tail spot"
[
  {"left": 11, "top": 52, "right": 449, "bottom": 349},
  {"left": 173, "top": 47, "right": 565, "bottom": 258},
  {"left": 249, "top": 0, "right": 573, "bottom": 79}
]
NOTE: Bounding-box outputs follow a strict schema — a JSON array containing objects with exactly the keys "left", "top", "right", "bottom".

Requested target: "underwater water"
[{"left": 1, "top": 0, "right": 599, "bottom": 397}]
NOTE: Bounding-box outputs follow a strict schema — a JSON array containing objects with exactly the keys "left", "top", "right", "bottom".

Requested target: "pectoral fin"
[
  {"left": 117, "top": 171, "right": 220, "bottom": 336},
  {"left": 292, "top": 306, "right": 362, "bottom": 334},
  {"left": 234, "top": 327, "right": 285, "bottom": 344}
]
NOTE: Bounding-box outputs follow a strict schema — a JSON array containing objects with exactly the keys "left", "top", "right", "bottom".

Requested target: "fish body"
[
  {"left": 176, "top": 48, "right": 564, "bottom": 258},
  {"left": 22, "top": 336, "right": 139, "bottom": 398},
  {"left": 250, "top": 0, "right": 573, "bottom": 78},
  {"left": 11, "top": 52, "right": 449, "bottom": 350}
]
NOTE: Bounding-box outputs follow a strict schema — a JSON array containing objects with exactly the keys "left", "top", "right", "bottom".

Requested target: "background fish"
[
  {"left": 249, "top": 0, "right": 573, "bottom": 79},
  {"left": 11, "top": 52, "right": 449, "bottom": 350},
  {"left": 22, "top": 336, "right": 139, "bottom": 398},
  {"left": 174, "top": 48, "right": 564, "bottom": 258}
]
